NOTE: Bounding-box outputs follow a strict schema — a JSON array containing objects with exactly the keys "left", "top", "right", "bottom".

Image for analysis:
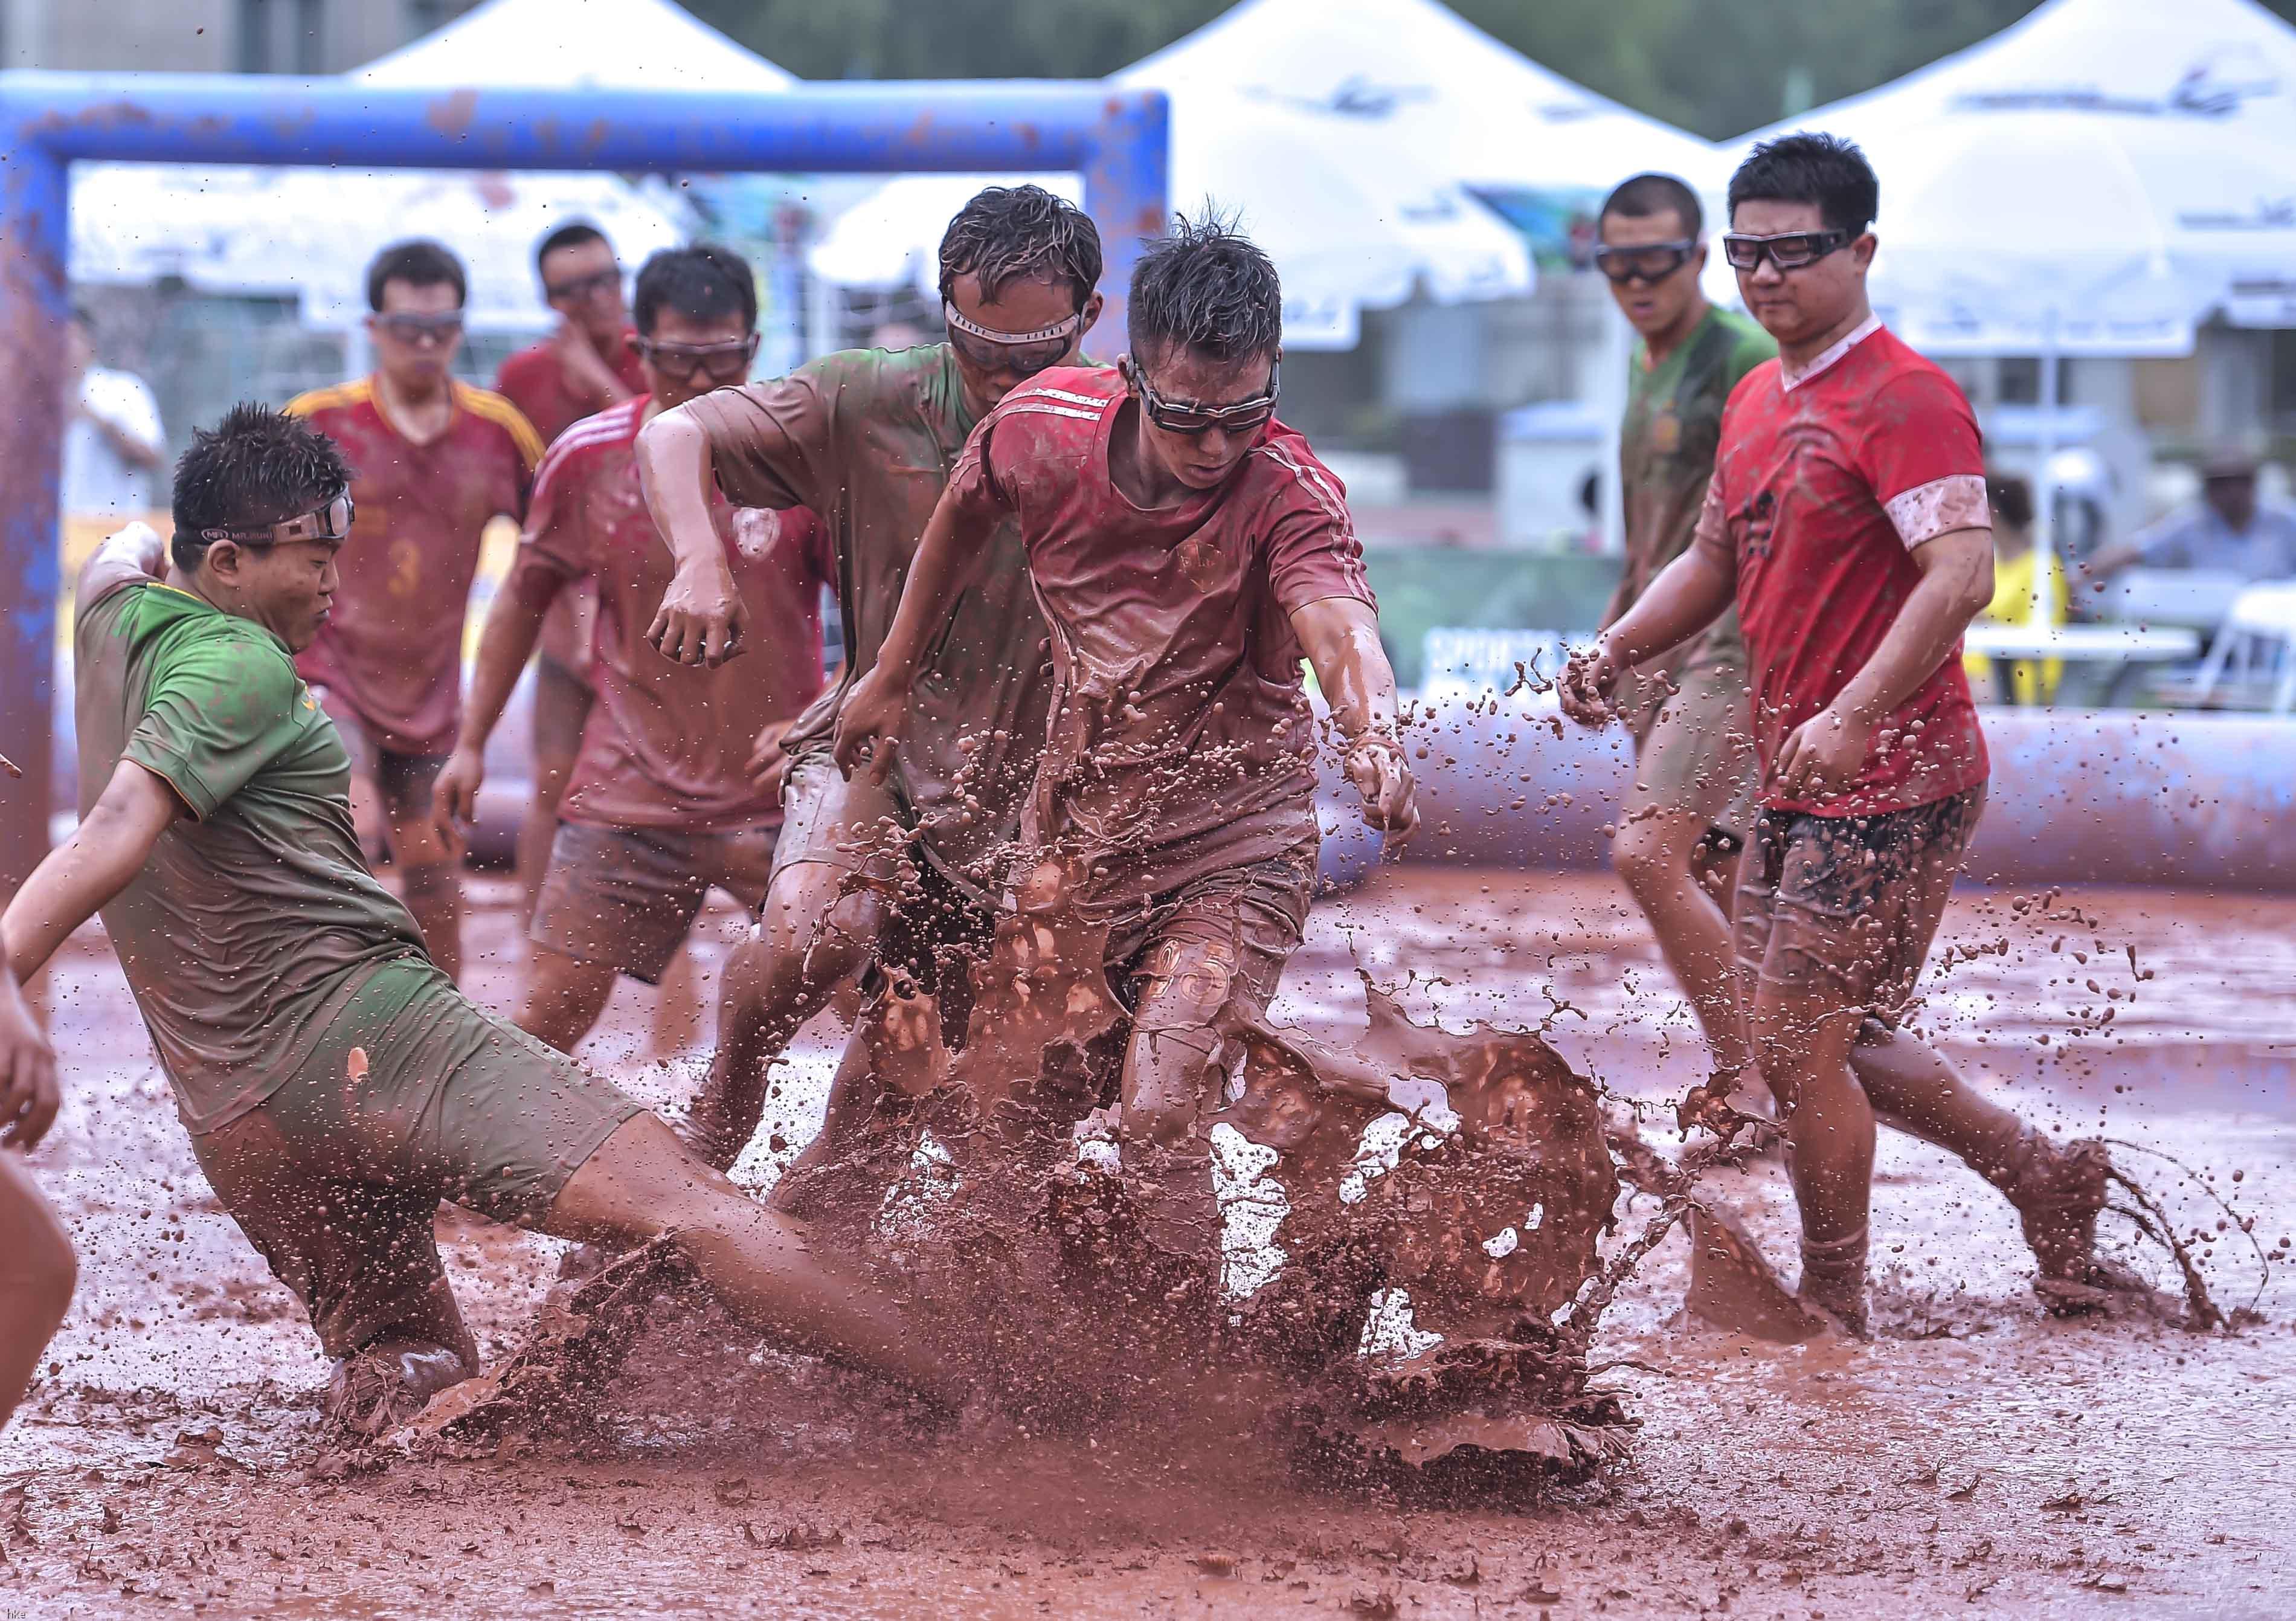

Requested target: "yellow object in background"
[{"left": 1963, "top": 546, "right": 2068, "bottom": 705}]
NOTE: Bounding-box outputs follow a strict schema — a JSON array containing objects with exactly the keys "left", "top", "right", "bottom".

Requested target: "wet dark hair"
[
  {"left": 170, "top": 402, "right": 353, "bottom": 573},
  {"left": 631, "top": 243, "right": 757, "bottom": 337},
  {"left": 535, "top": 221, "right": 609, "bottom": 276},
  {"left": 1127, "top": 212, "right": 1282, "bottom": 366},
  {"left": 1598, "top": 172, "right": 1703, "bottom": 238},
  {"left": 1728, "top": 132, "right": 1878, "bottom": 238},
  {"left": 1986, "top": 471, "right": 2034, "bottom": 532},
  {"left": 365, "top": 238, "right": 468, "bottom": 312},
  {"left": 937, "top": 184, "right": 1104, "bottom": 311}
]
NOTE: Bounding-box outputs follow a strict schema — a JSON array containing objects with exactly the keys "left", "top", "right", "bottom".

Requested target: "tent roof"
[
  {"left": 1722, "top": 0, "right": 2296, "bottom": 336},
  {"left": 354, "top": 0, "right": 795, "bottom": 91},
  {"left": 1122, "top": 0, "right": 1723, "bottom": 194}
]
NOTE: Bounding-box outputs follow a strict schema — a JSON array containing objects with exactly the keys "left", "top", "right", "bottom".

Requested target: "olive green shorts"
[
  {"left": 1626, "top": 650, "right": 1761, "bottom": 845},
  {"left": 188, "top": 960, "right": 641, "bottom": 1361}
]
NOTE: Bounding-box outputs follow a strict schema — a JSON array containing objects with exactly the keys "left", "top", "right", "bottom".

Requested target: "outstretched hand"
[
  {"left": 1559, "top": 642, "right": 1624, "bottom": 729},
  {"left": 0, "top": 972, "right": 58, "bottom": 1152}
]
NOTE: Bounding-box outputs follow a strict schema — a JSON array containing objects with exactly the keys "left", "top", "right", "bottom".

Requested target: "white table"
[{"left": 1962, "top": 624, "right": 2201, "bottom": 661}]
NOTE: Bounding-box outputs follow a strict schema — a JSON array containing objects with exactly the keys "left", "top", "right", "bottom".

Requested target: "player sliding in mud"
[
  {"left": 834, "top": 213, "right": 1420, "bottom": 1266},
  {"left": 0, "top": 405, "right": 961, "bottom": 1441},
  {"left": 1563, "top": 133, "right": 2132, "bottom": 1335},
  {"left": 637, "top": 184, "right": 1102, "bottom": 1186}
]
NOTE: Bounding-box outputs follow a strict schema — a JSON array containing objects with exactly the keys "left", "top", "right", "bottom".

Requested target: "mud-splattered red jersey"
[
  {"left": 288, "top": 378, "right": 542, "bottom": 756},
  {"left": 947, "top": 365, "right": 1374, "bottom": 907},
  {"left": 497, "top": 332, "right": 650, "bottom": 677},
  {"left": 523, "top": 396, "right": 834, "bottom": 833},
  {"left": 1694, "top": 318, "right": 1992, "bottom": 817}
]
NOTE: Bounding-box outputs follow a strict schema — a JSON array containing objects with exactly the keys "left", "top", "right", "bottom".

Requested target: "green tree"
[{"left": 687, "top": 0, "right": 2296, "bottom": 140}]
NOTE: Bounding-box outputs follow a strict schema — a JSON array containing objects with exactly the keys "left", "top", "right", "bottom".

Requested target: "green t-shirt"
[
  {"left": 74, "top": 577, "right": 432, "bottom": 1132},
  {"left": 1618, "top": 306, "right": 1775, "bottom": 663}
]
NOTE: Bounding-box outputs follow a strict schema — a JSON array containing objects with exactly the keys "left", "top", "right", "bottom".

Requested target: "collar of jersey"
[{"left": 1780, "top": 313, "right": 1882, "bottom": 392}]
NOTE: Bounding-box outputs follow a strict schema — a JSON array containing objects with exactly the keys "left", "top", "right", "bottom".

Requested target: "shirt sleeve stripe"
[
  {"left": 457, "top": 384, "right": 549, "bottom": 468},
  {"left": 997, "top": 401, "right": 1103, "bottom": 424},
  {"left": 1883, "top": 474, "right": 1991, "bottom": 549}
]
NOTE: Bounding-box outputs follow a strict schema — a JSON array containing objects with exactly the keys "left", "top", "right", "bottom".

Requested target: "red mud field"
[{"left": 4, "top": 869, "right": 2292, "bottom": 1619}]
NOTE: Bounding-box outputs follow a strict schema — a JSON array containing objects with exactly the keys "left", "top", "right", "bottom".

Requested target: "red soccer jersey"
[
  {"left": 288, "top": 378, "right": 542, "bottom": 756},
  {"left": 497, "top": 332, "right": 648, "bottom": 676},
  {"left": 495, "top": 331, "right": 648, "bottom": 445},
  {"left": 523, "top": 397, "right": 834, "bottom": 833},
  {"left": 1694, "top": 318, "right": 1992, "bottom": 817},
  {"left": 946, "top": 366, "right": 1374, "bottom": 907}
]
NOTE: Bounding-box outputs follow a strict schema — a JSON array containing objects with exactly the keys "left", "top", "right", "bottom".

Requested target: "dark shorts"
[
  {"left": 532, "top": 820, "right": 780, "bottom": 985},
  {"left": 188, "top": 961, "right": 640, "bottom": 1361},
  {"left": 1626, "top": 649, "right": 1761, "bottom": 845},
  {"left": 1732, "top": 782, "right": 1987, "bottom": 1020},
  {"left": 530, "top": 653, "right": 594, "bottom": 767},
  {"left": 1102, "top": 848, "right": 1316, "bottom": 1042}
]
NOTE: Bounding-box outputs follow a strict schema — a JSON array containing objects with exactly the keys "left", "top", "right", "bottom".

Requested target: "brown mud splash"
[{"left": 401, "top": 869, "right": 1644, "bottom": 1494}]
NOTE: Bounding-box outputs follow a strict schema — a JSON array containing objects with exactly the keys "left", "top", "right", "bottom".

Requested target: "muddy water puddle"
[{"left": 5, "top": 872, "right": 2292, "bottom": 1618}]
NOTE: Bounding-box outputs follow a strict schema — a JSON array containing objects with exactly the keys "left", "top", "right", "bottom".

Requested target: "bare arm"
[
  {"left": 1770, "top": 526, "right": 1994, "bottom": 802},
  {"left": 1291, "top": 596, "right": 1418, "bottom": 838},
  {"left": 80, "top": 398, "right": 164, "bottom": 471},
  {"left": 433, "top": 556, "right": 567, "bottom": 837},
  {"left": 829, "top": 485, "right": 1002, "bottom": 782},
  {"left": 2, "top": 759, "right": 181, "bottom": 985},
  {"left": 637, "top": 408, "right": 747, "bottom": 667},
  {"left": 1560, "top": 541, "right": 1737, "bottom": 727}
]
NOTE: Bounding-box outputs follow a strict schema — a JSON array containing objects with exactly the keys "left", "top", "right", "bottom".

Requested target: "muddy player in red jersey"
[
  {"left": 288, "top": 240, "right": 545, "bottom": 984},
  {"left": 835, "top": 216, "right": 1420, "bottom": 1262},
  {"left": 494, "top": 223, "right": 649, "bottom": 921},
  {"left": 1563, "top": 134, "right": 2121, "bottom": 1334},
  {"left": 437, "top": 245, "right": 834, "bottom": 1055},
  {"left": 0, "top": 959, "right": 69, "bottom": 1442},
  {"left": 635, "top": 186, "right": 1103, "bottom": 1182},
  {"left": 2, "top": 409, "right": 954, "bottom": 1435}
]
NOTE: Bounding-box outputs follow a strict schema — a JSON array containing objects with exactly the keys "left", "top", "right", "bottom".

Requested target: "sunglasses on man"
[
  {"left": 371, "top": 312, "right": 465, "bottom": 347},
  {"left": 1592, "top": 239, "right": 1697, "bottom": 285},
  {"left": 196, "top": 490, "right": 355, "bottom": 547},
  {"left": 942, "top": 300, "right": 1087, "bottom": 377},
  {"left": 636, "top": 334, "right": 758, "bottom": 385},
  {"left": 1119, "top": 355, "right": 1282, "bottom": 437},
  {"left": 544, "top": 266, "right": 622, "bottom": 305},
  {"left": 1720, "top": 228, "right": 1853, "bottom": 272}
]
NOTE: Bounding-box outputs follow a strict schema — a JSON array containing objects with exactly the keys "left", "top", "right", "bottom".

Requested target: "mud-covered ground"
[{"left": 4, "top": 869, "right": 2291, "bottom": 1619}]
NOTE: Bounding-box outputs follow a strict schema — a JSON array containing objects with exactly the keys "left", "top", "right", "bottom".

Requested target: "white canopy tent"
[
  {"left": 814, "top": 0, "right": 1729, "bottom": 348},
  {"left": 1716, "top": 0, "right": 2296, "bottom": 342},
  {"left": 353, "top": 0, "right": 794, "bottom": 91},
  {"left": 68, "top": 0, "right": 794, "bottom": 329},
  {"left": 1714, "top": 0, "right": 2296, "bottom": 626}
]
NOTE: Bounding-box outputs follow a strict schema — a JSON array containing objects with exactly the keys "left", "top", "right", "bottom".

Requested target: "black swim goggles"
[
  {"left": 942, "top": 300, "right": 1088, "bottom": 376},
  {"left": 1592, "top": 239, "right": 1697, "bottom": 284},
  {"left": 1720, "top": 229, "right": 1853, "bottom": 272}
]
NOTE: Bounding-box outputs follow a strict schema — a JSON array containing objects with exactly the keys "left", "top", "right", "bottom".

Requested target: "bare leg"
[
  {"left": 519, "top": 659, "right": 590, "bottom": 929},
  {"left": 649, "top": 942, "right": 706, "bottom": 1060},
  {"left": 1748, "top": 984, "right": 1874, "bottom": 1329},
  {"left": 516, "top": 944, "right": 620, "bottom": 1056},
  {"left": 388, "top": 785, "right": 465, "bottom": 985},
  {"left": 683, "top": 866, "right": 877, "bottom": 1171},
  {"left": 544, "top": 1112, "right": 955, "bottom": 1402},
  {"left": 1615, "top": 808, "right": 1752, "bottom": 1075},
  {"left": 516, "top": 765, "right": 574, "bottom": 931},
  {"left": 1117, "top": 1022, "right": 1225, "bottom": 1262},
  {"left": 769, "top": 1025, "right": 884, "bottom": 1210},
  {"left": 0, "top": 1154, "right": 75, "bottom": 1437},
  {"left": 1848, "top": 1023, "right": 2027, "bottom": 1182}
]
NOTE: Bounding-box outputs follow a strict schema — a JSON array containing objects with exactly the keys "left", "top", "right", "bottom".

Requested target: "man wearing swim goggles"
[
  {"left": 637, "top": 185, "right": 1105, "bottom": 1187},
  {"left": 1589, "top": 172, "right": 1773, "bottom": 1120},
  {"left": 288, "top": 238, "right": 546, "bottom": 986}
]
